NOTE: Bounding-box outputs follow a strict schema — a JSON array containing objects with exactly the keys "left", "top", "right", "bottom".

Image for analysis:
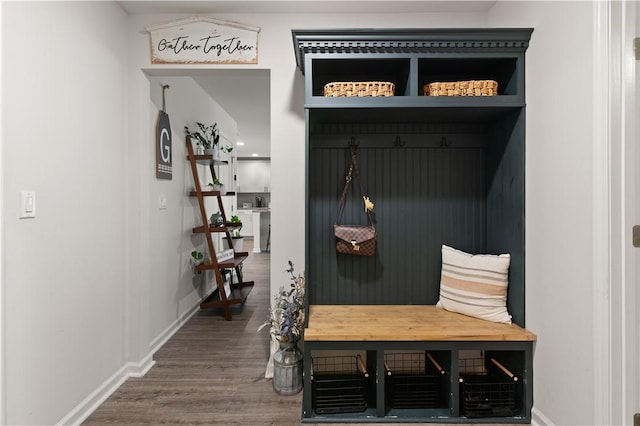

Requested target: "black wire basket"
[
  {"left": 384, "top": 352, "right": 446, "bottom": 409},
  {"left": 311, "top": 355, "right": 369, "bottom": 414},
  {"left": 458, "top": 355, "right": 520, "bottom": 418}
]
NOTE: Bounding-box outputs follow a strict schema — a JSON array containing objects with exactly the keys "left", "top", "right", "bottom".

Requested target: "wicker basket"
[
  {"left": 324, "top": 81, "right": 395, "bottom": 97},
  {"left": 423, "top": 80, "right": 498, "bottom": 97}
]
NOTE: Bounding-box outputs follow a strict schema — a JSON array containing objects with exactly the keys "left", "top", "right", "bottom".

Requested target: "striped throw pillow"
[{"left": 436, "top": 245, "right": 512, "bottom": 324}]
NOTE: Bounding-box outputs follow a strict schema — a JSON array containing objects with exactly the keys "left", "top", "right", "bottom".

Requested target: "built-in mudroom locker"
[{"left": 293, "top": 28, "right": 536, "bottom": 423}]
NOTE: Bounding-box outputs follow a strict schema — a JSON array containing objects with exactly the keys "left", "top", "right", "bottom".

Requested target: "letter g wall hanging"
[
  {"left": 156, "top": 84, "right": 172, "bottom": 180},
  {"left": 145, "top": 16, "right": 261, "bottom": 64}
]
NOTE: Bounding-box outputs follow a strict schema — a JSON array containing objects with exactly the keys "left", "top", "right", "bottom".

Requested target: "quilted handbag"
[{"left": 334, "top": 144, "right": 376, "bottom": 256}]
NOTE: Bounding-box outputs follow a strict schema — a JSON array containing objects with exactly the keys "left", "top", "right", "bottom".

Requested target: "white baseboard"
[
  {"left": 58, "top": 304, "right": 201, "bottom": 425},
  {"left": 532, "top": 407, "right": 555, "bottom": 426},
  {"left": 149, "top": 302, "right": 201, "bottom": 353},
  {"left": 126, "top": 354, "right": 156, "bottom": 378},
  {"left": 56, "top": 356, "right": 154, "bottom": 426}
]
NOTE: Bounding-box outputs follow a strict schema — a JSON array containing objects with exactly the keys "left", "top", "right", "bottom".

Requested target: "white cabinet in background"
[
  {"left": 237, "top": 160, "right": 270, "bottom": 193},
  {"left": 236, "top": 211, "right": 253, "bottom": 237}
]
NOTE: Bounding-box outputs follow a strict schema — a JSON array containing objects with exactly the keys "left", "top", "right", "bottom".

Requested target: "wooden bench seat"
[
  {"left": 305, "top": 305, "right": 537, "bottom": 342},
  {"left": 302, "top": 305, "right": 536, "bottom": 421}
]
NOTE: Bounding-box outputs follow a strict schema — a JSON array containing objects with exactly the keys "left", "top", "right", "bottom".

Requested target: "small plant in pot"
[
  {"left": 230, "top": 214, "right": 241, "bottom": 227},
  {"left": 184, "top": 122, "right": 220, "bottom": 155},
  {"left": 219, "top": 144, "right": 233, "bottom": 162},
  {"left": 190, "top": 250, "right": 211, "bottom": 272},
  {"left": 225, "top": 215, "right": 244, "bottom": 251},
  {"left": 201, "top": 179, "right": 224, "bottom": 194},
  {"left": 209, "top": 178, "right": 224, "bottom": 193}
]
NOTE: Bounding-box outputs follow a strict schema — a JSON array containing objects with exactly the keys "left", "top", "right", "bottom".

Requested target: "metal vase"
[{"left": 272, "top": 340, "right": 303, "bottom": 395}]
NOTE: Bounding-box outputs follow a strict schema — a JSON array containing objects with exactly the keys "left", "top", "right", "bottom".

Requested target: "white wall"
[
  {"left": 488, "top": 2, "right": 597, "bottom": 425},
  {"left": 1, "top": 2, "right": 129, "bottom": 424}
]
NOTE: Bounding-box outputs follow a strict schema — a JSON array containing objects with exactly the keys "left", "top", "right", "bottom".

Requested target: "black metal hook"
[
  {"left": 348, "top": 137, "right": 359, "bottom": 148},
  {"left": 161, "top": 84, "right": 170, "bottom": 112},
  {"left": 394, "top": 136, "right": 406, "bottom": 147}
]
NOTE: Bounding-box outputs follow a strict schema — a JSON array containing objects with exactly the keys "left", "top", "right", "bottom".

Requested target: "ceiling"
[
  {"left": 194, "top": 70, "right": 270, "bottom": 159},
  {"left": 123, "top": 1, "right": 496, "bottom": 158},
  {"left": 118, "top": 1, "right": 496, "bottom": 15}
]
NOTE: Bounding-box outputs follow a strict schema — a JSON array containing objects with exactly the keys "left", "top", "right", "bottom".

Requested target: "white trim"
[
  {"left": 621, "top": 0, "right": 639, "bottom": 422},
  {"left": 55, "top": 302, "right": 203, "bottom": 425},
  {"left": 532, "top": 407, "right": 555, "bottom": 426},
  {"left": 148, "top": 300, "right": 201, "bottom": 353},
  {"left": 0, "top": 2, "right": 5, "bottom": 423},
  {"left": 56, "top": 301, "right": 201, "bottom": 425},
  {"left": 145, "top": 16, "right": 260, "bottom": 34},
  {"left": 593, "top": 1, "right": 639, "bottom": 424},
  {"left": 605, "top": 1, "right": 640, "bottom": 424},
  {"left": 55, "top": 357, "right": 155, "bottom": 426},
  {"left": 592, "top": 1, "right": 612, "bottom": 425}
]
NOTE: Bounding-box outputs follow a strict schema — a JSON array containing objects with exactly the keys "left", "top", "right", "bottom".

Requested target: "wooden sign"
[
  {"left": 156, "top": 110, "right": 172, "bottom": 179},
  {"left": 146, "top": 17, "right": 260, "bottom": 64}
]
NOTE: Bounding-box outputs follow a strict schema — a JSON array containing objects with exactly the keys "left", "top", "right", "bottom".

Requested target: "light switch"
[
  {"left": 159, "top": 194, "right": 167, "bottom": 210},
  {"left": 20, "top": 190, "right": 36, "bottom": 218}
]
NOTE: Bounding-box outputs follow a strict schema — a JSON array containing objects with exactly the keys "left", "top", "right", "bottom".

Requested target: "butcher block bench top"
[{"left": 304, "top": 305, "right": 537, "bottom": 342}]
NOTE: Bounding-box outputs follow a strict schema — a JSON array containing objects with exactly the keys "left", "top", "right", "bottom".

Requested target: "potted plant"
[
  {"left": 219, "top": 144, "right": 233, "bottom": 162},
  {"left": 211, "top": 178, "right": 224, "bottom": 193},
  {"left": 259, "top": 261, "right": 305, "bottom": 342},
  {"left": 184, "top": 122, "right": 220, "bottom": 156},
  {"left": 190, "top": 250, "right": 211, "bottom": 272},
  {"left": 229, "top": 214, "right": 242, "bottom": 229},
  {"left": 230, "top": 214, "right": 244, "bottom": 248},
  {"left": 258, "top": 261, "right": 305, "bottom": 394},
  {"left": 222, "top": 215, "right": 244, "bottom": 251}
]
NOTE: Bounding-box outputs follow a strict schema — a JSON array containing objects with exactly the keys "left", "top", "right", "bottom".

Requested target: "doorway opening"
[{"left": 143, "top": 67, "right": 271, "bottom": 328}]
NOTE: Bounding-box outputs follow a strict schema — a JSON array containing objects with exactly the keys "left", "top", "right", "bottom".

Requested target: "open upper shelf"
[
  {"left": 187, "top": 154, "right": 229, "bottom": 166},
  {"left": 292, "top": 28, "right": 532, "bottom": 108}
]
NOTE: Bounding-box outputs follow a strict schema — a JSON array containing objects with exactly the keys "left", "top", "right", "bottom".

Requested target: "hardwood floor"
[{"left": 84, "top": 240, "right": 303, "bottom": 425}]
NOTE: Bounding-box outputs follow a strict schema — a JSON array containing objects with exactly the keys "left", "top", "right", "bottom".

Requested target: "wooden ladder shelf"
[{"left": 186, "top": 136, "right": 254, "bottom": 320}]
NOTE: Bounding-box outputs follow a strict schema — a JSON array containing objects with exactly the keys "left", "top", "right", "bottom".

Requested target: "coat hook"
[
  {"left": 394, "top": 136, "right": 405, "bottom": 147},
  {"left": 348, "top": 136, "right": 359, "bottom": 147},
  {"left": 440, "top": 136, "right": 451, "bottom": 148}
]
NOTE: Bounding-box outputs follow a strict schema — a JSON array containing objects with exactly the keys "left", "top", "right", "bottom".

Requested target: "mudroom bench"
[
  {"left": 302, "top": 305, "right": 536, "bottom": 423},
  {"left": 293, "top": 27, "right": 536, "bottom": 424}
]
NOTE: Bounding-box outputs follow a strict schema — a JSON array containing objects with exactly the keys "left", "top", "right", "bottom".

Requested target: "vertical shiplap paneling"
[
  {"left": 309, "top": 140, "right": 487, "bottom": 306},
  {"left": 487, "top": 110, "right": 525, "bottom": 327}
]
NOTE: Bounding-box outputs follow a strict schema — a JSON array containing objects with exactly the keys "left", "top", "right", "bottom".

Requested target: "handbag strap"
[{"left": 335, "top": 145, "right": 374, "bottom": 228}]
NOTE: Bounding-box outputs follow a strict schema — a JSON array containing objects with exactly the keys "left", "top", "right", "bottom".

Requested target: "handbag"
[{"left": 334, "top": 144, "right": 376, "bottom": 256}]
